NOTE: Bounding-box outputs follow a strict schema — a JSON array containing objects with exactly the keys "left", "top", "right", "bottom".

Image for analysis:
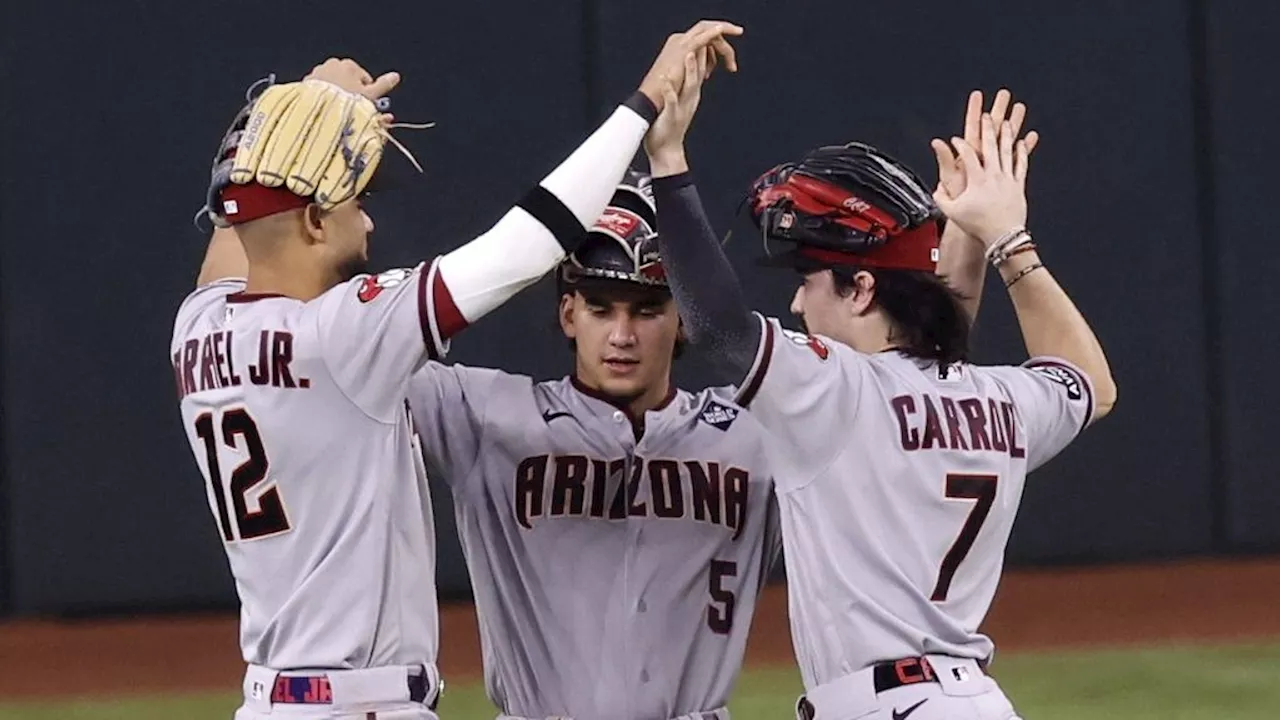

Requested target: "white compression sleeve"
[{"left": 436, "top": 94, "right": 657, "bottom": 325}]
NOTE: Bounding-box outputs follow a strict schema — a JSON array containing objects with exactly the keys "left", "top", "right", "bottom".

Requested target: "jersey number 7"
[
  {"left": 930, "top": 473, "right": 998, "bottom": 602},
  {"left": 194, "top": 408, "right": 291, "bottom": 543}
]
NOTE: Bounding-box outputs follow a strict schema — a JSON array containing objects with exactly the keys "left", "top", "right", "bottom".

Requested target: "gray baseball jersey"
[
  {"left": 734, "top": 314, "right": 1094, "bottom": 690},
  {"left": 172, "top": 268, "right": 446, "bottom": 670},
  {"left": 406, "top": 368, "right": 780, "bottom": 720}
]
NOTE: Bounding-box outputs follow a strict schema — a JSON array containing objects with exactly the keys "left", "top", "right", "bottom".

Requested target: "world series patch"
[{"left": 700, "top": 399, "right": 739, "bottom": 431}]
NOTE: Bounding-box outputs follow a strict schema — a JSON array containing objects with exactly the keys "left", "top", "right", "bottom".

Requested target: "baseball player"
[
  {"left": 172, "top": 24, "right": 743, "bottom": 720},
  {"left": 646, "top": 71, "right": 1118, "bottom": 720},
  {"left": 404, "top": 150, "right": 779, "bottom": 720},
  {"left": 408, "top": 194, "right": 781, "bottom": 720}
]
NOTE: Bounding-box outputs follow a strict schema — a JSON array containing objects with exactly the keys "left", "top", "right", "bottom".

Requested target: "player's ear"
[
  {"left": 303, "top": 204, "right": 326, "bottom": 245},
  {"left": 849, "top": 270, "right": 878, "bottom": 316},
  {"left": 558, "top": 292, "right": 578, "bottom": 339}
]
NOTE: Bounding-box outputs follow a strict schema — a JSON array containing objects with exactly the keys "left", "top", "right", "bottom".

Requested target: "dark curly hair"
[{"left": 830, "top": 267, "right": 971, "bottom": 365}]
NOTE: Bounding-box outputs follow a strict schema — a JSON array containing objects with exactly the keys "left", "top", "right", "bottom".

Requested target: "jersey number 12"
[
  {"left": 194, "top": 408, "right": 291, "bottom": 543},
  {"left": 931, "top": 473, "right": 998, "bottom": 602}
]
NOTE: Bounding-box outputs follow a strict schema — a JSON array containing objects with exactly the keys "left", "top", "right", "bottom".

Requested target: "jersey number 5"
[
  {"left": 194, "top": 409, "right": 291, "bottom": 543},
  {"left": 931, "top": 473, "right": 998, "bottom": 602},
  {"left": 708, "top": 559, "right": 737, "bottom": 634}
]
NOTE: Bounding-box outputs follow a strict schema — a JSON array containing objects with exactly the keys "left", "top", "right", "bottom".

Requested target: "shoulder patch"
[
  {"left": 780, "top": 329, "right": 830, "bottom": 360},
  {"left": 700, "top": 399, "right": 740, "bottom": 431},
  {"left": 357, "top": 268, "right": 414, "bottom": 303},
  {"left": 1030, "top": 364, "right": 1084, "bottom": 401}
]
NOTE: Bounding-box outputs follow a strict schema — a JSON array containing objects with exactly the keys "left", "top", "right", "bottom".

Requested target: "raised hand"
[
  {"left": 932, "top": 113, "right": 1030, "bottom": 246},
  {"left": 304, "top": 58, "right": 401, "bottom": 103},
  {"left": 932, "top": 89, "right": 1038, "bottom": 201},
  {"left": 644, "top": 50, "right": 711, "bottom": 176},
  {"left": 638, "top": 20, "right": 743, "bottom": 111}
]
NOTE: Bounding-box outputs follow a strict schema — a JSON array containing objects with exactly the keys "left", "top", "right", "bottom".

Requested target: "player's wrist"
[
  {"left": 647, "top": 148, "right": 689, "bottom": 178},
  {"left": 997, "top": 250, "right": 1045, "bottom": 289}
]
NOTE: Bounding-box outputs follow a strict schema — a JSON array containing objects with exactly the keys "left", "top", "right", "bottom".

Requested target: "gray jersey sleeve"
[
  {"left": 314, "top": 262, "right": 444, "bottom": 422},
  {"left": 735, "top": 314, "right": 871, "bottom": 484},
  {"left": 406, "top": 364, "right": 504, "bottom": 487},
  {"left": 989, "top": 356, "right": 1096, "bottom": 471}
]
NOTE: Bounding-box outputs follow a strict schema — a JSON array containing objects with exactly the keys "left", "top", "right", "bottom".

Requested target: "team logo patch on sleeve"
[
  {"left": 357, "top": 268, "right": 413, "bottom": 303},
  {"left": 781, "top": 329, "right": 830, "bottom": 360},
  {"left": 700, "top": 399, "right": 740, "bottom": 431},
  {"left": 1030, "top": 364, "right": 1084, "bottom": 401}
]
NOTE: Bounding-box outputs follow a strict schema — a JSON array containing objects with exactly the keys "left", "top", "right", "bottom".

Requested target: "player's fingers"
[
  {"left": 1014, "top": 139, "right": 1030, "bottom": 186},
  {"left": 342, "top": 59, "right": 374, "bottom": 85},
  {"left": 951, "top": 136, "right": 984, "bottom": 177},
  {"left": 964, "top": 90, "right": 982, "bottom": 147},
  {"left": 365, "top": 71, "right": 401, "bottom": 100},
  {"left": 684, "top": 51, "right": 701, "bottom": 98},
  {"left": 1008, "top": 101, "right": 1027, "bottom": 139},
  {"left": 703, "top": 46, "right": 717, "bottom": 79},
  {"left": 1024, "top": 130, "right": 1040, "bottom": 156},
  {"left": 999, "top": 120, "right": 1015, "bottom": 176},
  {"left": 979, "top": 114, "right": 999, "bottom": 174},
  {"left": 688, "top": 20, "right": 744, "bottom": 37},
  {"left": 709, "top": 34, "right": 739, "bottom": 73},
  {"left": 931, "top": 138, "right": 957, "bottom": 176},
  {"left": 661, "top": 78, "right": 679, "bottom": 110},
  {"left": 989, "top": 88, "right": 1011, "bottom": 126}
]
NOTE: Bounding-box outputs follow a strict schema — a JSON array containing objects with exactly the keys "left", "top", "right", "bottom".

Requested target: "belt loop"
[{"left": 796, "top": 695, "right": 815, "bottom": 720}]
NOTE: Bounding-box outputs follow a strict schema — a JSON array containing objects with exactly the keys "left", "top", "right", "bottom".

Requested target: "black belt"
[
  {"left": 796, "top": 656, "right": 988, "bottom": 720},
  {"left": 872, "top": 655, "right": 988, "bottom": 693},
  {"left": 270, "top": 672, "right": 437, "bottom": 710}
]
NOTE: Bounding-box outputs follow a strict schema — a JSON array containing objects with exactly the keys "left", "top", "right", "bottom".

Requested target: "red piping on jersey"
[
  {"left": 226, "top": 292, "right": 289, "bottom": 303},
  {"left": 420, "top": 261, "right": 467, "bottom": 360},
  {"left": 570, "top": 375, "right": 677, "bottom": 442},
  {"left": 417, "top": 262, "right": 467, "bottom": 360},
  {"left": 736, "top": 319, "right": 774, "bottom": 408},
  {"left": 432, "top": 269, "right": 467, "bottom": 339}
]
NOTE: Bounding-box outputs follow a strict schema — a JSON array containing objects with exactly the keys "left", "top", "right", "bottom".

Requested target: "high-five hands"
[
  {"left": 932, "top": 89, "right": 1038, "bottom": 203},
  {"left": 644, "top": 45, "right": 717, "bottom": 176},
  {"left": 638, "top": 20, "right": 743, "bottom": 112},
  {"left": 932, "top": 109, "right": 1030, "bottom": 247}
]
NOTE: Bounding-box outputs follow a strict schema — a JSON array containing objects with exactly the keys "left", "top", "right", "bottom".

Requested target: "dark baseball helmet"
[{"left": 559, "top": 170, "right": 666, "bottom": 289}]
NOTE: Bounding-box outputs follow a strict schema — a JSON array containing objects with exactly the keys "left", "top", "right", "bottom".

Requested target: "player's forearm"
[
  {"left": 1000, "top": 252, "right": 1117, "bottom": 419},
  {"left": 651, "top": 171, "right": 761, "bottom": 381},
  {"left": 937, "top": 221, "right": 987, "bottom": 324},
  {"left": 434, "top": 93, "right": 658, "bottom": 333},
  {"left": 196, "top": 227, "right": 248, "bottom": 286}
]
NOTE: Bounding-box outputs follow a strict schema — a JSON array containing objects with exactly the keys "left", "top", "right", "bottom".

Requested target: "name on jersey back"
[
  {"left": 173, "top": 330, "right": 308, "bottom": 399},
  {"left": 890, "top": 393, "right": 1026, "bottom": 457}
]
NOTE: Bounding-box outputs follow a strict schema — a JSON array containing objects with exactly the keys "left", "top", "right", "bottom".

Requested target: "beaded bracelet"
[{"left": 1004, "top": 262, "right": 1045, "bottom": 289}]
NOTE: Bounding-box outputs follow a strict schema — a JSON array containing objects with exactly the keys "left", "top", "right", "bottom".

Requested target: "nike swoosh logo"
[
  {"left": 542, "top": 410, "right": 573, "bottom": 422},
  {"left": 892, "top": 698, "right": 929, "bottom": 720}
]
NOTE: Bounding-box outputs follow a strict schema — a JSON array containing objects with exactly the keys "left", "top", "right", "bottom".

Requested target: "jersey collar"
[{"left": 568, "top": 375, "right": 679, "bottom": 442}]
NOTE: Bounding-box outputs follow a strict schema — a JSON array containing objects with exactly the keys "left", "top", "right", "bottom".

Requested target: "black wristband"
[{"left": 623, "top": 91, "right": 659, "bottom": 124}]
